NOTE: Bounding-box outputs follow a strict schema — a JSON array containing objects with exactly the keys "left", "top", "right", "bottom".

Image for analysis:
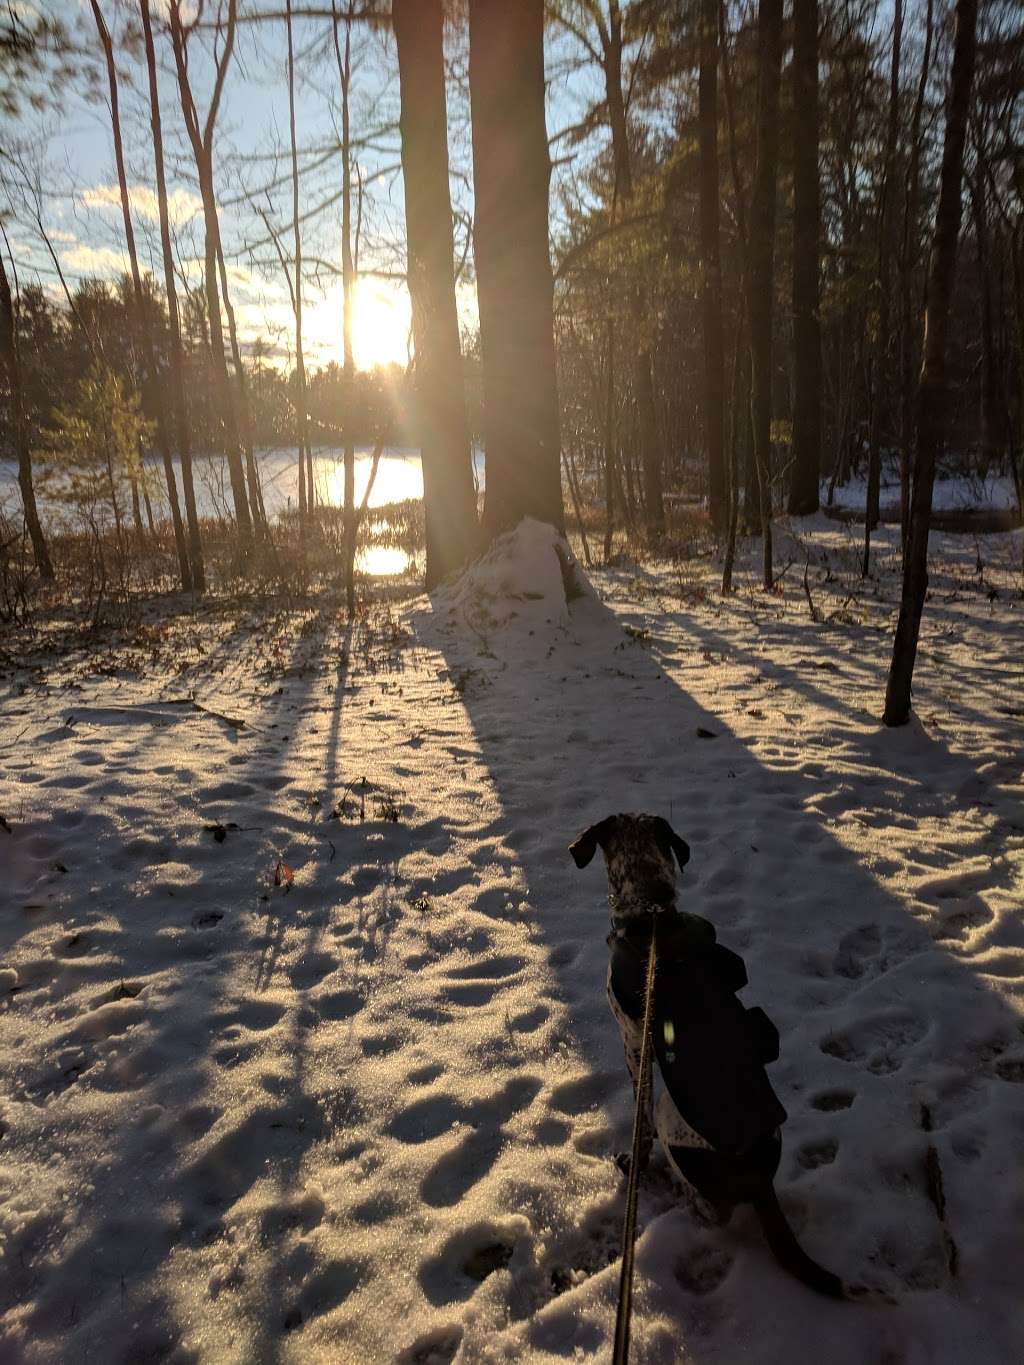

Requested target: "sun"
[
  {"left": 352, "top": 278, "right": 412, "bottom": 370},
  {"left": 303, "top": 278, "right": 411, "bottom": 371}
]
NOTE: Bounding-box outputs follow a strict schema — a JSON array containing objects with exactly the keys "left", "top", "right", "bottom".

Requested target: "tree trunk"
[
  {"left": 0, "top": 251, "right": 52, "bottom": 579},
  {"left": 287, "top": 0, "right": 311, "bottom": 529},
  {"left": 393, "top": 0, "right": 479, "bottom": 587},
  {"left": 142, "top": 0, "right": 203, "bottom": 591},
  {"left": 898, "top": 0, "right": 934, "bottom": 552},
  {"left": 331, "top": 6, "right": 358, "bottom": 617},
  {"left": 884, "top": 0, "right": 978, "bottom": 728},
  {"left": 747, "top": 0, "right": 784, "bottom": 589},
  {"left": 864, "top": 0, "right": 902, "bottom": 575},
  {"left": 603, "top": 318, "right": 616, "bottom": 562},
  {"left": 168, "top": 0, "right": 252, "bottom": 556},
  {"left": 469, "top": 0, "right": 564, "bottom": 539},
  {"left": 969, "top": 174, "right": 999, "bottom": 477},
  {"left": 197, "top": 164, "right": 252, "bottom": 545},
  {"left": 722, "top": 308, "right": 746, "bottom": 592},
  {"left": 215, "top": 236, "right": 264, "bottom": 531},
  {"left": 602, "top": 0, "right": 663, "bottom": 540},
  {"left": 788, "top": 0, "right": 822, "bottom": 516},
  {"left": 698, "top": 0, "right": 727, "bottom": 531},
  {"left": 90, "top": 0, "right": 191, "bottom": 591}
]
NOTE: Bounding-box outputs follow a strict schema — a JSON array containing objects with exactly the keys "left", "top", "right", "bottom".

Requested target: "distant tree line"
[{"left": 0, "top": 276, "right": 420, "bottom": 455}]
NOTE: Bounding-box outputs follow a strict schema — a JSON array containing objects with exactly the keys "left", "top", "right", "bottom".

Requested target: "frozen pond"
[{"left": 1, "top": 446, "right": 484, "bottom": 576}]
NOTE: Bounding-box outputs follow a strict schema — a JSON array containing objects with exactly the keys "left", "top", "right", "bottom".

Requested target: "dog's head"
[{"left": 569, "top": 813, "right": 690, "bottom": 920}]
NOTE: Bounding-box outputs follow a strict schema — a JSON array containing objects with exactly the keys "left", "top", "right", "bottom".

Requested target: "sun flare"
[{"left": 303, "top": 278, "right": 411, "bottom": 371}]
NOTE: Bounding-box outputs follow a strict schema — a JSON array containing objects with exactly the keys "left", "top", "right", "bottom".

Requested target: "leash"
[{"left": 612, "top": 926, "right": 658, "bottom": 1365}]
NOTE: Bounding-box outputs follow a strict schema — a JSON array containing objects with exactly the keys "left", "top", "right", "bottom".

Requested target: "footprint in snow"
[
  {"left": 396, "top": 1326, "right": 463, "bottom": 1365},
  {"left": 281, "top": 1259, "right": 361, "bottom": 1332},
  {"left": 811, "top": 1089, "right": 856, "bottom": 1112},
  {"left": 832, "top": 924, "right": 882, "bottom": 980},
  {"left": 795, "top": 1137, "right": 839, "bottom": 1171},
  {"left": 820, "top": 1010, "right": 928, "bottom": 1075}
]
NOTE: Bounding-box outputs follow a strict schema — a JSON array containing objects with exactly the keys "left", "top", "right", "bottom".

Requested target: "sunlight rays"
[{"left": 303, "top": 277, "right": 412, "bottom": 370}]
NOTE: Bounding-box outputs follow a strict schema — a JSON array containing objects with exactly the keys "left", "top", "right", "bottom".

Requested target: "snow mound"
[{"left": 436, "top": 518, "right": 598, "bottom": 645}]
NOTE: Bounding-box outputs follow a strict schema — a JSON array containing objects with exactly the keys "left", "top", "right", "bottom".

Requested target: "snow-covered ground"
[
  {"left": 1, "top": 516, "right": 1022, "bottom": 1363},
  {"left": 825, "top": 469, "right": 1019, "bottom": 515}
]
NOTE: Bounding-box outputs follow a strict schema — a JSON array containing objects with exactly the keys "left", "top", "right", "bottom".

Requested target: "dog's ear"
[
  {"left": 569, "top": 816, "right": 615, "bottom": 868},
  {"left": 654, "top": 816, "right": 690, "bottom": 870}
]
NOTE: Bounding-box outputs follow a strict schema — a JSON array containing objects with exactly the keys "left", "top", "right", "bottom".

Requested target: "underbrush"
[{"left": 0, "top": 498, "right": 426, "bottom": 664}]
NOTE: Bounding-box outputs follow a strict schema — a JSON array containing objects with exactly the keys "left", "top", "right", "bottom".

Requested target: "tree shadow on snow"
[
  {"left": 0, "top": 598, "right": 417, "bottom": 1363},
  {"left": 410, "top": 549, "right": 1024, "bottom": 1365}
]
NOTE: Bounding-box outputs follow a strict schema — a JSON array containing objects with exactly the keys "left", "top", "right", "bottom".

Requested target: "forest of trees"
[{"left": 1, "top": 0, "right": 1022, "bottom": 718}]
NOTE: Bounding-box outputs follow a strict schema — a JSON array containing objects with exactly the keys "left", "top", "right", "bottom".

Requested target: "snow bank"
[{"left": 433, "top": 518, "right": 599, "bottom": 650}]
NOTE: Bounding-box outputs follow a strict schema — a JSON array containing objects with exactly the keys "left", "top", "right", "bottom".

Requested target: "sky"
[{"left": 3, "top": 0, "right": 603, "bottom": 374}]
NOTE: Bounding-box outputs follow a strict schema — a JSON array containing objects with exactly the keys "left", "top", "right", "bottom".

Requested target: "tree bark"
[
  {"left": 141, "top": 0, "right": 204, "bottom": 591},
  {"left": 90, "top": 0, "right": 191, "bottom": 590},
  {"left": 469, "top": 0, "right": 564, "bottom": 539},
  {"left": 747, "top": 0, "right": 784, "bottom": 589},
  {"left": 393, "top": 0, "right": 479, "bottom": 587},
  {"left": 0, "top": 250, "right": 52, "bottom": 579},
  {"left": 884, "top": 0, "right": 978, "bottom": 727},
  {"left": 788, "top": 0, "right": 822, "bottom": 516}
]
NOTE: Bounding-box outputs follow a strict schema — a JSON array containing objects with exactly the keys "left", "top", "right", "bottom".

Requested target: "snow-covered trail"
[{"left": 1, "top": 519, "right": 1022, "bottom": 1363}]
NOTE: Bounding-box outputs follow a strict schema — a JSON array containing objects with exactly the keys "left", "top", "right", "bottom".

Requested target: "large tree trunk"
[
  {"left": 469, "top": 0, "right": 564, "bottom": 539},
  {"left": 393, "top": 0, "right": 479, "bottom": 587},
  {"left": 90, "top": 0, "right": 191, "bottom": 591},
  {"left": 747, "top": 0, "right": 784, "bottom": 589},
  {"left": 698, "top": 0, "right": 727, "bottom": 531},
  {"left": 0, "top": 251, "right": 52, "bottom": 580},
  {"left": 788, "top": 0, "right": 822, "bottom": 516},
  {"left": 141, "top": 0, "right": 204, "bottom": 591},
  {"left": 884, "top": 0, "right": 978, "bottom": 727}
]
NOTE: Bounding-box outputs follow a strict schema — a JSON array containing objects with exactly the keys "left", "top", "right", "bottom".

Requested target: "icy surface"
[{"left": 1, "top": 517, "right": 1022, "bottom": 1362}]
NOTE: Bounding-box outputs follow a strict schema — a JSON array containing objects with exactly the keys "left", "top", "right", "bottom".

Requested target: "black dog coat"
[{"left": 608, "top": 912, "right": 787, "bottom": 1212}]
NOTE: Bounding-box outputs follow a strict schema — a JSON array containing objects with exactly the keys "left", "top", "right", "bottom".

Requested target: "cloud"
[
  {"left": 63, "top": 243, "right": 129, "bottom": 274},
  {"left": 81, "top": 183, "right": 202, "bottom": 228}
]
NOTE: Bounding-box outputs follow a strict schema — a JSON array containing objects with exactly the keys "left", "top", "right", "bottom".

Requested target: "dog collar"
[{"left": 609, "top": 897, "right": 675, "bottom": 934}]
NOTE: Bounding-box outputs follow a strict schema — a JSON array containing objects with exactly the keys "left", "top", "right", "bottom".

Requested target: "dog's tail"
[{"left": 753, "top": 1187, "right": 846, "bottom": 1299}]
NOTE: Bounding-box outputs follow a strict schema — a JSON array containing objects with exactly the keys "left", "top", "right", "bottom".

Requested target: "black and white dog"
[{"left": 570, "top": 812, "right": 847, "bottom": 1299}]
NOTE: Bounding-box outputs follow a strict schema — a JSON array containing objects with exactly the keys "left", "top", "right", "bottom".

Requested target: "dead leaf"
[
  {"left": 204, "top": 821, "right": 239, "bottom": 843},
  {"left": 274, "top": 860, "right": 295, "bottom": 891}
]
